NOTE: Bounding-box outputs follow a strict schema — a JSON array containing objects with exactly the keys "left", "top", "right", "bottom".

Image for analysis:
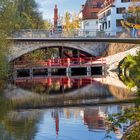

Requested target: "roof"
[
  {"left": 81, "top": 0, "right": 105, "bottom": 20},
  {"left": 98, "top": 0, "right": 115, "bottom": 14}
]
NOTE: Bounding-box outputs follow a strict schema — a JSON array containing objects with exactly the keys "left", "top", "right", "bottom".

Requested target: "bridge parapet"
[{"left": 12, "top": 29, "right": 126, "bottom": 39}]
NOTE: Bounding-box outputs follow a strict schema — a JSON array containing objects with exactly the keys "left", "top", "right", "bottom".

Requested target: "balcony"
[{"left": 99, "top": 17, "right": 107, "bottom": 23}]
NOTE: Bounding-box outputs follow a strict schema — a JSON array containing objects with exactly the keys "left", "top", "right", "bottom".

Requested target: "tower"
[{"left": 54, "top": 4, "right": 58, "bottom": 29}]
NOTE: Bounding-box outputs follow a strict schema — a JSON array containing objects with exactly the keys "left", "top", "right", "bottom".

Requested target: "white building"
[
  {"left": 98, "top": 0, "right": 140, "bottom": 36},
  {"left": 79, "top": 0, "right": 104, "bottom": 37}
]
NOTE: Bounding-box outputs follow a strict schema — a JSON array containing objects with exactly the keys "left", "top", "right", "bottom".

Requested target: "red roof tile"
[{"left": 82, "top": 0, "right": 105, "bottom": 20}]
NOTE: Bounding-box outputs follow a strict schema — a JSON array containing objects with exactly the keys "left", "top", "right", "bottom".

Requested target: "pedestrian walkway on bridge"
[{"left": 11, "top": 29, "right": 140, "bottom": 39}]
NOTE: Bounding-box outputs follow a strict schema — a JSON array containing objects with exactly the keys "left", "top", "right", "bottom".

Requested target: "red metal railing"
[
  {"left": 14, "top": 77, "right": 103, "bottom": 89},
  {"left": 13, "top": 57, "right": 106, "bottom": 69}
]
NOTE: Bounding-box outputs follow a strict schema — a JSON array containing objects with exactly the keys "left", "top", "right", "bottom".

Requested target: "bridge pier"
[
  {"left": 13, "top": 69, "right": 18, "bottom": 79},
  {"left": 48, "top": 68, "right": 52, "bottom": 76},
  {"left": 30, "top": 68, "right": 33, "bottom": 78},
  {"left": 87, "top": 67, "right": 91, "bottom": 76},
  {"left": 66, "top": 67, "right": 71, "bottom": 77}
]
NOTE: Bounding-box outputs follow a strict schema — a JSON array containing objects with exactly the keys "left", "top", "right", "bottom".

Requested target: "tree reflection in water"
[
  {"left": 105, "top": 97, "right": 140, "bottom": 140},
  {"left": 0, "top": 75, "right": 137, "bottom": 139},
  {"left": 0, "top": 105, "right": 134, "bottom": 140},
  {"left": 0, "top": 110, "right": 43, "bottom": 140}
]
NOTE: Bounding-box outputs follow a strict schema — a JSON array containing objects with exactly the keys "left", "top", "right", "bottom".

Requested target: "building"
[
  {"left": 54, "top": 4, "right": 58, "bottom": 30},
  {"left": 83, "top": 108, "right": 106, "bottom": 131},
  {"left": 98, "top": 0, "right": 140, "bottom": 36},
  {"left": 53, "top": 4, "right": 63, "bottom": 36},
  {"left": 79, "top": 0, "right": 104, "bottom": 37}
]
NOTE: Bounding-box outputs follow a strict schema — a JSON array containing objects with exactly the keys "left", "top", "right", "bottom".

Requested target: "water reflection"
[
  {"left": 12, "top": 77, "right": 104, "bottom": 94},
  {"left": 0, "top": 104, "right": 133, "bottom": 140},
  {"left": 5, "top": 74, "right": 135, "bottom": 109}
]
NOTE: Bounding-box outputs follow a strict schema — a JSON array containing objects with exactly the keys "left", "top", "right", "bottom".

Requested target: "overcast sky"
[{"left": 35, "top": 0, "right": 86, "bottom": 21}]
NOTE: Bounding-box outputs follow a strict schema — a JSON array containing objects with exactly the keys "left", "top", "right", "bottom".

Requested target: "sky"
[{"left": 35, "top": 0, "right": 86, "bottom": 21}]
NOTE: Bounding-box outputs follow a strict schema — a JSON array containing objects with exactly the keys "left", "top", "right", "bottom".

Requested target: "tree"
[
  {"left": 121, "top": 52, "right": 140, "bottom": 93},
  {"left": 14, "top": 0, "right": 44, "bottom": 29},
  {"left": 106, "top": 99, "right": 140, "bottom": 140},
  {"left": 63, "top": 12, "right": 71, "bottom": 31},
  {"left": 0, "top": 0, "right": 45, "bottom": 90},
  {"left": 107, "top": 52, "right": 140, "bottom": 139},
  {"left": 126, "top": 0, "right": 140, "bottom": 24},
  {"left": 44, "top": 20, "right": 53, "bottom": 30},
  {"left": 0, "top": 0, "right": 16, "bottom": 90},
  {"left": 63, "top": 12, "right": 80, "bottom": 30},
  {"left": 62, "top": 12, "right": 80, "bottom": 36}
]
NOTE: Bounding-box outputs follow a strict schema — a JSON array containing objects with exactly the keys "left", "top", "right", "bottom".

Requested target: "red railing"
[
  {"left": 13, "top": 57, "right": 106, "bottom": 69},
  {"left": 14, "top": 77, "right": 103, "bottom": 88}
]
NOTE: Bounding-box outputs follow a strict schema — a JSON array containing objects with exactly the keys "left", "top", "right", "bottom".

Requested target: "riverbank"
[{"left": 12, "top": 98, "right": 137, "bottom": 110}]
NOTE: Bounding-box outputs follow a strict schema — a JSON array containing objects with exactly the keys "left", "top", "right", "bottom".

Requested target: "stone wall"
[{"left": 8, "top": 41, "right": 107, "bottom": 61}]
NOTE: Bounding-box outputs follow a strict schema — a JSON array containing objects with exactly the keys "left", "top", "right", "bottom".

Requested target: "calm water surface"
[
  {"left": 0, "top": 75, "right": 135, "bottom": 140},
  {"left": 0, "top": 105, "right": 133, "bottom": 140}
]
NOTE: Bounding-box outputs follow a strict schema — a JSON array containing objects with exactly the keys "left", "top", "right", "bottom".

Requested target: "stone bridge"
[{"left": 8, "top": 38, "right": 140, "bottom": 62}]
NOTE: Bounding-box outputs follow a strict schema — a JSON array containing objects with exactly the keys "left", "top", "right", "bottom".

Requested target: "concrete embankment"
[{"left": 105, "top": 46, "right": 140, "bottom": 71}]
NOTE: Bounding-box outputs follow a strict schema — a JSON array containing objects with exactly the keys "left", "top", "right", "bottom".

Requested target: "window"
[
  {"left": 100, "top": 25, "right": 102, "bottom": 31},
  {"left": 97, "top": 2, "right": 102, "bottom": 8},
  {"left": 104, "top": 22, "right": 107, "bottom": 29},
  {"left": 91, "top": 12, "right": 97, "bottom": 17},
  {"left": 96, "top": 21, "right": 98, "bottom": 25},
  {"left": 103, "top": 23, "right": 105, "bottom": 30},
  {"left": 108, "top": 20, "right": 110, "bottom": 28},
  {"left": 117, "top": 7, "right": 126, "bottom": 14},
  {"left": 106, "top": 9, "right": 111, "bottom": 16},
  {"left": 121, "top": 0, "right": 131, "bottom": 2},
  {"left": 98, "top": 120, "right": 104, "bottom": 127},
  {"left": 116, "top": 19, "right": 123, "bottom": 26},
  {"left": 84, "top": 21, "right": 89, "bottom": 26},
  {"left": 91, "top": 4, "right": 97, "bottom": 8}
]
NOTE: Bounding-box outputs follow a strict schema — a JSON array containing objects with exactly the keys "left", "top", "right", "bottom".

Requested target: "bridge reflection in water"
[{"left": 13, "top": 76, "right": 105, "bottom": 95}]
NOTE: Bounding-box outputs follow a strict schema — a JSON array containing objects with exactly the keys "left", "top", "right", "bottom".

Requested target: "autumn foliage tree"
[
  {"left": 63, "top": 12, "right": 80, "bottom": 30},
  {"left": 126, "top": 0, "right": 140, "bottom": 24}
]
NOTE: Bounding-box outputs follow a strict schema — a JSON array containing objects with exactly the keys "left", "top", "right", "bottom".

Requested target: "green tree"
[
  {"left": 14, "top": 0, "right": 44, "bottom": 29},
  {"left": 107, "top": 52, "right": 140, "bottom": 139},
  {"left": 0, "top": 0, "right": 45, "bottom": 90},
  {"left": 0, "top": 0, "right": 16, "bottom": 90},
  {"left": 121, "top": 52, "right": 140, "bottom": 92}
]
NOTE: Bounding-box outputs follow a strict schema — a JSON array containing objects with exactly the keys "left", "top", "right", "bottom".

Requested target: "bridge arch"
[{"left": 9, "top": 42, "right": 96, "bottom": 62}]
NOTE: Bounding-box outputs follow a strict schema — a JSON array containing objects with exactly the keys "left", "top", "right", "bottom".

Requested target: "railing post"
[
  {"left": 102, "top": 57, "right": 103, "bottom": 65},
  {"left": 48, "top": 59, "right": 51, "bottom": 67},
  {"left": 79, "top": 57, "right": 82, "bottom": 66},
  {"left": 87, "top": 67, "right": 91, "bottom": 76},
  {"left": 30, "top": 68, "right": 33, "bottom": 78},
  {"left": 48, "top": 68, "right": 51, "bottom": 76},
  {"left": 67, "top": 58, "right": 70, "bottom": 67},
  {"left": 66, "top": 67, "right": 71, "bottom": 77}
]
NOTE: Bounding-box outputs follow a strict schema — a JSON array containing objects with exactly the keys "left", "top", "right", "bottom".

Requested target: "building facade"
[
  {"left": 98, "top": 0, "right": 139, "bottom": 36},
  {"left": 79, "top": 0, "right": 104, "bottom": 37}
]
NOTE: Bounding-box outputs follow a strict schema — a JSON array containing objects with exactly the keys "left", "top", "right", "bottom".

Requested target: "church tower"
[{"left": 54, "top": 4, "right": 58, "bottom": 29}]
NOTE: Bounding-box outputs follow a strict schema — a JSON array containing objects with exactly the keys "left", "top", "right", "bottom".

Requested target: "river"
[{"left": 0, "top": 72, "right": 136, "bottom": 140}]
